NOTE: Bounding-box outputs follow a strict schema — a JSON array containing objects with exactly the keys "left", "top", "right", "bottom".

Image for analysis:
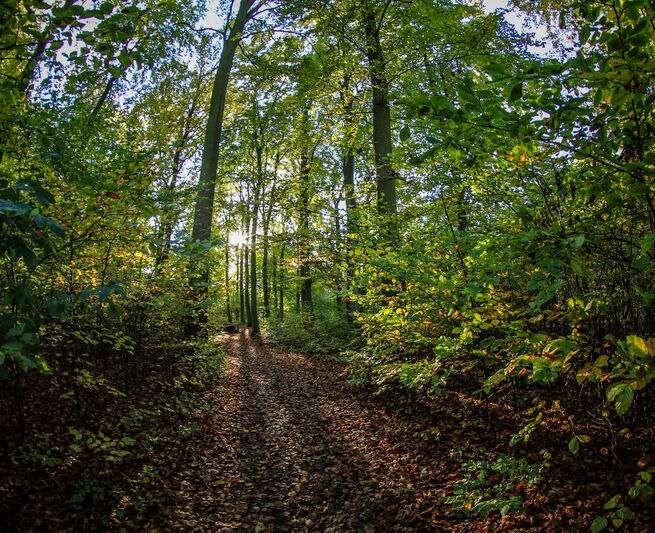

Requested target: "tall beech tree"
[
  {"left": 188, "top": 0, "right": 267, "bottom": 334},
  {"left": 358, "top": 0, "right": 397, "bottom": 223}
]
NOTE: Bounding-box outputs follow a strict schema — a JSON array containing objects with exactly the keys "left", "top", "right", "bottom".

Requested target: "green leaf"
[
  {"left": 98, "top": 2, "right": 113, "bottom": 15},
  {"left": 606, "top": 383, "right": 624, "bottom": 401},
  {"left": 614, "top": 506, "right": 634, "bottom": 520},
  {"left": 579, "top": 25, "right": 591, "bottom": 46},
  {"left": 606, "top": 383, "right": 634, "bottom": 416},
  {"left": 591, "top": 516, "right": 608, "bottom": 533},
  {"left": 43, "top": 217, "right": 66, "bottom": 239},
  {"left": 603, "top": 494, "right": 620, "bottom": 510},
  {"left": 570, "top": 235, "right": 585, "bottom": 248},
  {"left": 399, "top": 125, "right": 410, "bottom": 142},
  {"left": 640, "top": 234, "right": 655, "bottom": 254},
  {"left": 569, "top": 257, "right": 587, "bottom": 276},
  {"left": 98, "top": 286, "right": 113, "bottom": 301},
  {"left": 483, "top": 62, "right": 508, "bottom": 79},
  {"left": 568, "top": 436, "right": 579, "bottom": 454},
  {"left": 509, "top": 82, "right": 523, "bottom": 102},
  {"left": 626, "top": 335, "right": 648, "bottom": 359},
  {"left": 118, "top": 50, "right": 132, "bottom": 68}
]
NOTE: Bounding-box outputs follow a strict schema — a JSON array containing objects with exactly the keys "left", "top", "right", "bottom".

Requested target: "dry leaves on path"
[{"left": 128, "top": 333, "right": 590, "bottom": 532}]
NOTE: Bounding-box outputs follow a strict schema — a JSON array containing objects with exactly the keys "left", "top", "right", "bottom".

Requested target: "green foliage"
[
  {"left": 266, "top": 297, "right": 353, "bottom": 355},
  {"left": 2, "top": 0, "right": 655, "bottom": 527},
  {"left": 0, "top": 175, "right": 65, "bottom": 374},
  {"left": 593, "top": 466, "right": 655, "bottom": 531},
  {"left": 343, "top": 347, "right": 449, "bottom": 395},
  {"left": 443, "top": 452, "right": 546, "bottom": 517}
]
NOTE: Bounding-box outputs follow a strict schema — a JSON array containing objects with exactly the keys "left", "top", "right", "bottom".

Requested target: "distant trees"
[{"left": 187, "top": 0, "right": 267, "bottom": 335}]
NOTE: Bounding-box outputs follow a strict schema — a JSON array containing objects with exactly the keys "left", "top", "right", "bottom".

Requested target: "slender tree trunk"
[
  {"left": 245, "top": 241, "right": 252, "bottom": 327},
  {"left": 262, "top": 154, "right": 279, "bottom": 317},
  {"left": 225, "top": 240, "right": 233, "bottom": 323},
  {"left": 249, "top": 193, "right": 260, "bottom": 336},
  {"left": 186, "top": 0, "right": 259, "bottom": 336},
  {"left": 343, "top": 148, "right": 362, "bottom": 320},
  {"left": 272, "top": 251, "right": 278, "bottom": 315},
  {"left": 340, "top": 74, "right": 360, "bottom": 321},
  {"left": 90, "top": 75, "right": 118, "bottom": 117},
  {"left": 295, "top": 265, "right": 301, "bottom": 314},
  {"left": 261, "top": 195, "right": 274, "bottom": 318},
  {"left": 299, "top": 150, "right": 313, "bottom": 313},
  {"left": 262, "top": 218, "right": 270, "bottom": 317},
  {"left": 360, "top": 0, "right": 397, "bottom": 222},
  {"left": 298, "top": 107, "right": 314, "bottom": 315},
  {"left": 239, "top": 244, "right": 245, "bottom": 325},
  {"left": 279, "top": 246, "right": 285, "bottom": 319}
]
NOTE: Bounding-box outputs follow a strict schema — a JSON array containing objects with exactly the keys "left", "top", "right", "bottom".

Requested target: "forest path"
[{"left": 142, "top": 332, "right": 458, "bottom": 532}]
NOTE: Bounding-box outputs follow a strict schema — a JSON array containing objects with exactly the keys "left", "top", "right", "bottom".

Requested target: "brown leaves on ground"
[
  {"left": 118, "top": 333, "right": 630, "bottom": 532},
  {"left": 2, "top": 333, "right": 654, "bottom": 531}
]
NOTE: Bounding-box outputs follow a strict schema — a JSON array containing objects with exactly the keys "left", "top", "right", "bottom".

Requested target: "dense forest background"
[{"left": 2, "top": 0, "right": 655, "bottom": 530}]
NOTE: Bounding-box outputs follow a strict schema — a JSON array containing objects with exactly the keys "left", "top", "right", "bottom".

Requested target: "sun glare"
[{"left": 228, "top": 231, "right": 248, "bottom": 247}]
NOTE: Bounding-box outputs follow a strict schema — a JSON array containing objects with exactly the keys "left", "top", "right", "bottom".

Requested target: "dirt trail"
[
  {"left": 0, "top": 333, "right": 633, "bottom": 531},
  {"left": 132, "top": 333, "right": 577, "bottom": 532},
  {"left": 142, "top": 333, "right": 453, "bottom": 532}
]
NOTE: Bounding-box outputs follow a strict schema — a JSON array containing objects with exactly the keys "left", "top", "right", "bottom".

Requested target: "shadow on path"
[{"left": 136, "top": 332, "right": 452, "bottom": 532}]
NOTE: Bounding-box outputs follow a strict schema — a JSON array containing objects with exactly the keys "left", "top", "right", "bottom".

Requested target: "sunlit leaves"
[{"left": 606, "top": 383, "right": 634, "bottom": 417}]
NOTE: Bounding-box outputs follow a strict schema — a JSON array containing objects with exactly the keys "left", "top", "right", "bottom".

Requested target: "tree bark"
[
  {"left": 225, "top": 239, "right": 233, "bottom": 323},
  {"left": 261, "top": 182, "right": 276, "bottom": 318},
  {"left": 249, "top": 192, "right": 260, "bottom": 336},
  {"left": 187, "top": 0, "right": 260, "bottom": 336},
  {"left": 245, "top": 244, "right": 251, "bottom": 326},
  {"left": 239, "top": 244, "right": 245, "bottom": 324},
  {"left": 262, "top": 211, "right": 271, "bottom": 317},
  {"left": 272, "top": 251, "right": 278, "bottom": 315},
  {"left": 339, "top": 74, "right": 360, "bottom": 320},
  {"left": 298, "top": 149, "right": 313, "bottom": 314},
  {"left": 278, "top": 246, "right": 285, "bottom": 319},
  {"left": 360, "top": 0, "right": 397, "bottom": 221}
]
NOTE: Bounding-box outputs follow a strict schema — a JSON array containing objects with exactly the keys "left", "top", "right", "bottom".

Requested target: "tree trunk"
[
  {"left": 249, "top": 193, "right": 260, "bottom": 336},
  {"left": 239, "top": 244, "right": 245, "bottom": 325},
  {"left": 299, "top": 149, "right": 313, "bottom": 314},
  {"left": 245, "top": 241, "right": 251, "bottom": 327},
  {"left": 272, "top": 252, "right": 278, "bottom": 315},
  {"left": 262, "top": 217, "right": 271, "bottom": 317},
  {"left": 261, "top": 188, "right": 275, "bottom": 318},
  {"left": 343, "top": 151, "right": 357, "bottom": 233},
  {"left": 225, "top": 240, "right": 233, "bottom": 323},
  {"left": 360, "top": 0, "right": 397, "bottom": 222},
  {"left": 297, "top": 104, "right": 314, "bottom": 315},
  {"left": 187, "top": 0, "right": 260, "bottom": 336},
  {"left": 278, "top": 246, "right": 285, "bottom": 319},
  {"left": 340, "top": 74, "right": 360, "bottom": 321}
]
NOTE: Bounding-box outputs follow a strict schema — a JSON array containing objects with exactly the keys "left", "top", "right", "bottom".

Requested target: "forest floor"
[
  {"left": 119, "top": 333, "right": 606, "bottom": 532},
  {"left": 2, "top": 332, "right": 652, "bottom": 531}
]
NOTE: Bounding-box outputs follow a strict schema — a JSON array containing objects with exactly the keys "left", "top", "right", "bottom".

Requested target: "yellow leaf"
[{"left": 647, "top": 337, "right": 655, "bottom": 356}]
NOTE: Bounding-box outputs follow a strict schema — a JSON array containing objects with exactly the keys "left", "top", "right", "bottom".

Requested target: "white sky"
[{"left": 482, "top": 0, "right": 555, "bottom": 56}]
